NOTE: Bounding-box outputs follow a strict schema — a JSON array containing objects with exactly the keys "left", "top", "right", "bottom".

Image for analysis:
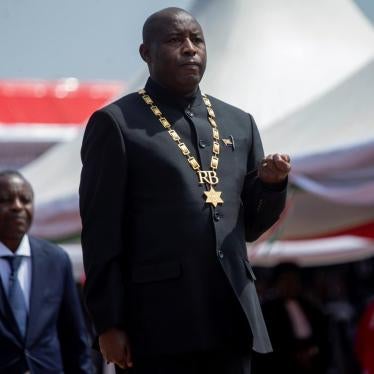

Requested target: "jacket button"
[
  {"left": 214, "top": 212, "right": 221, "bottom": 221},
  {"left": 185, "top": 110, "right": 194, "bottom": 118},
  {"left": 199, "top": 140, "right": 209, "bottom": 148},
  {"left": 217, "top": 250, "right": 224, "bottom": 259}
]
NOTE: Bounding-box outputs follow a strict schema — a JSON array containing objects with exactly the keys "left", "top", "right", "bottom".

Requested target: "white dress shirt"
[{"left": 0, "top": 235, "right": 32, "bottom": 311}]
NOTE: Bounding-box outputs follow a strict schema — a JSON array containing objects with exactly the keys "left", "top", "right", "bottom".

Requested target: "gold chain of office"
[{"left": 138, "top": 89, "right": 224, "bottom": 207}]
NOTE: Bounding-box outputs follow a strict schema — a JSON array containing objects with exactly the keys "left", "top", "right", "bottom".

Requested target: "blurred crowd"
[{"left": 252, "top": 258, "right": 374, "bottom": 374}]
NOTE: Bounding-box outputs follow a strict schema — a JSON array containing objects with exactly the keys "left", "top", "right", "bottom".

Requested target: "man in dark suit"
[
  {"left": 0, "top": 170, "right": 92, "bottom": 373},
  {"left": 79, "top": 7, "right": 290, "bottom": 374}
]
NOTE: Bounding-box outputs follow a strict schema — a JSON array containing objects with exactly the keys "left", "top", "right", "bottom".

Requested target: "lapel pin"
[{"left": 222, "top": 135, "right": 235, "bottom": 150}]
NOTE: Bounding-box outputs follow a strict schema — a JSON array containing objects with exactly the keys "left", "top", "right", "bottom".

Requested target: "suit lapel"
[{"left": 27, "top": 237, "right": 48, "bottom": 343}]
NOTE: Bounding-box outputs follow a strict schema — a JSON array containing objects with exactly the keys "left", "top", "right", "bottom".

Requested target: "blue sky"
[{"left": 0, "top": 0, "right": 191, "bottom": 81}]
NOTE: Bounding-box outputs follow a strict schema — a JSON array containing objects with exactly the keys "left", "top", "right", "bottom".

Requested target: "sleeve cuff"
[{"left": 260, "top": 177, "right": 288, "bottom": 192}]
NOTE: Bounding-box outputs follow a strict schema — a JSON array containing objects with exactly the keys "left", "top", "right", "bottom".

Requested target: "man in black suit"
[
  {"left": 79, "top": 7, "right": 291, "bottom": 374},
  {"left": 0, "top": 170, "right": 92, "bottom": 373}
]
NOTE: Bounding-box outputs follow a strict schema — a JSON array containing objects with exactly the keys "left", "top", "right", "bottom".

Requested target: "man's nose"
[
  {"left": 10, "top": 197, "right": 23, "bottom": 210},
  {"left": 181, "top": 38, "right": 197, "bottom": 55}
]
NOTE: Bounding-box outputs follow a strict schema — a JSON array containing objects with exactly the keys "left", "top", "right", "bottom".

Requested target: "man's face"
[
  {"left": 141, "top": 12, "right": 207, "bottom": 96},
  {"left": 0, "top": 175, "right": 34, "bottom": 246}
]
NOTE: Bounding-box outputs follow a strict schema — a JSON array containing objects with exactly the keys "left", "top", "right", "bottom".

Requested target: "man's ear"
[{"left": 139, "top": 43, "right": 151, "bottom": 63}]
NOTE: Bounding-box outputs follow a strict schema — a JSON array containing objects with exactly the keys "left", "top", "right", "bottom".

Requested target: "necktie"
[{"left": 4, "top": 256, "right": 28, "bottom": 337}]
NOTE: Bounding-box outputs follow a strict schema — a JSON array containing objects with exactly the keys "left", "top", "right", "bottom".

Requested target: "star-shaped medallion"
[{"left": 204, "top": 186, "right": 224, "bottom": 207}]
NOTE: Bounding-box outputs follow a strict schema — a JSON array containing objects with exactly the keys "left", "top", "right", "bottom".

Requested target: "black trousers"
[{"left": 115, "top": 351, "right": 251, "bottom": 374}]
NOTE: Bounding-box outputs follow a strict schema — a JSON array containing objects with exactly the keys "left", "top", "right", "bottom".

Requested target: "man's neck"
[
  {"left": 150, "top": 78, "right": 198, "bottom": 99},
  {"left": 145, "top": 78, "right": 203, "bottom": 110},
  {"left": 0, "top": 238, "right": 23, "bottom": 253}
]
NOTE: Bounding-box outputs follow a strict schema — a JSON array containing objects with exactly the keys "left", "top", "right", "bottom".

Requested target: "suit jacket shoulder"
[
  {"left": 29, "top": 236, "right": 70, "bottom": 265},
  {"left": 27, "top": 236, "right": 92, "bottom": 373},
  {"left": 205, "top": 94, "right": 249, "bottom": 115},
  {"left": 101, "top": 91, "right": 141, "bottom": 119},
  {"left": 84, "top": 92, "right": 141, "bottom": 141},
  {"left": 206, "top": 94, "right": 252, "bottom": 119}
]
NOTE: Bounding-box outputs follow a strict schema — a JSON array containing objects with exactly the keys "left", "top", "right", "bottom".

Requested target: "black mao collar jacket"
[{"left": 79, "top": 77, "right": 288, "bottom": 357}]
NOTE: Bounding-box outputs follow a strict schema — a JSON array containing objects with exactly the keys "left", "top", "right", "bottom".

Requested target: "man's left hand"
[{"left": 258, "top": 153, "right": 291, "bottom": 184}]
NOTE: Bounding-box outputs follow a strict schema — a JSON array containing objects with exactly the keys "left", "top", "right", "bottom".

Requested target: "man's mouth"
[
  {"left": 180, "top": 61, "right": 200, "bottom": 68},
  {"left": 10, "top": 215, "right": 27, "bottom": 223}
]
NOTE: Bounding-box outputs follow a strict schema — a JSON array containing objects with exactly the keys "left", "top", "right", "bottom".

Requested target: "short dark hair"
[
  {"left": 0, "top": 170, "right": 33, "bottom": 195},
  {"left": 142, "top": 7, "right": 194, "bottom": 44},
  {"left": 0, "top": 169, "right": 25, "bottom": 180}
]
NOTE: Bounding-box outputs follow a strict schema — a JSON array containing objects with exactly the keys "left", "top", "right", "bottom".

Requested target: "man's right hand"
[{"left": 99, "top": 328, "right": 133, "bottom": 369}]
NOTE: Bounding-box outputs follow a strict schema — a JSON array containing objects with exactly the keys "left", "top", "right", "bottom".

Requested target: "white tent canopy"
[
  {"left": 262, "top": 60, "right": 374, "bottom": 156},
  {"left": 290, "top": 140, "right": 374, "bottom": 206},
  {"left": 261, "top": 138, "right": 374, "bottom": 238},
  {"left": 197, "top": 0, "right": 374, "bottom": 128},
  {"left": 23, "top": 133, "right": 84, "bottom": 239},
  {"left": 248, "top": 236, "right": 374, "bottom": 267}
]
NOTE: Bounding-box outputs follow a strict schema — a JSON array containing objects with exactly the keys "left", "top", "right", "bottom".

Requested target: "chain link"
[{"left": 139, "top": 90, "right": 220, "bottom": 175}]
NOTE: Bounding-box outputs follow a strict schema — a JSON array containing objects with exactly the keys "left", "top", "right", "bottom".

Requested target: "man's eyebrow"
[
  {"left": 163, "top": 30, "right": 203, "bottom": 38},
  {"left": 164, "top": 29, "right": 184, "bottom": 35}
]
